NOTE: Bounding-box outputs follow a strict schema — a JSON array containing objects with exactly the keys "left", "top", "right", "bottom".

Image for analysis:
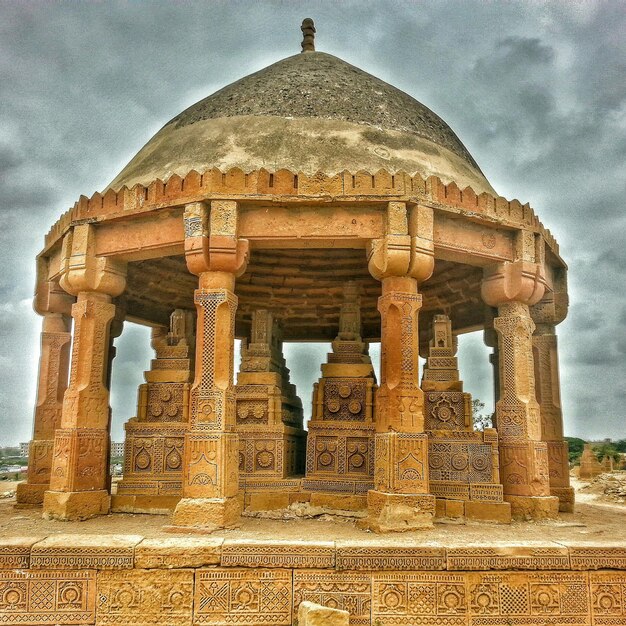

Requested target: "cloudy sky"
[{"left": 1, "top": 1, "right": 624, "bottom": 446}]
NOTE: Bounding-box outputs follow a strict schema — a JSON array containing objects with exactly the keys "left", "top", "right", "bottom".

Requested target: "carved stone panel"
[
  {"left": 0, "top": 569, "right": 95, "bottom": 624},
  {"left": 194, "top": 568, "right": 292, "bottom": 625}
]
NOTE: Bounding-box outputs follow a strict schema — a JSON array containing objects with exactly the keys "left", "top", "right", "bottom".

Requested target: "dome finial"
[{"left": 301, "top": 18, "right": 316, "bottom": 53}]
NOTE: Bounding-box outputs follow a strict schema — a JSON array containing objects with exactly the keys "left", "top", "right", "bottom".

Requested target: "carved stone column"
[
  {"left": 482, "top": 256, "right": 559, "bottom": 520},
  {"left": 43, "top": 224, "right": 126, "bottom": 521},
  {"left": 531, "top": 276, "right": 574, "bottom": 512},
  {"left": 483, "top": 306, "right": 500, "bottom": 428},
  {"left": 171, "top": 200, "right": 249, "bottom": 530},
  {"left": 360, "top": 202, "right": 436, "bottom": 531},
  {"left": 16, "top": 279, "right": 73, "bottom": 505}
]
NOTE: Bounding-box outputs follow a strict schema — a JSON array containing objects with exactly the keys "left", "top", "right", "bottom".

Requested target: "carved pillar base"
[
  {"left": 551, "top": 487, "right": 575, "bottom": 513},
  {"left": 170, "top": 496, "right": 242, "bottom": 531},
  {"left": 359, "top": 491, "right": 435, "bottom": 532},
  {"left": 42, "top": 489, "right": 110, "bottom": 521},
  {"left": 15, "top": 483, "right": 48, "bottom": 507},
  {"left": 16, "top": 439, "right": 56, "bottom": 506},
  {"left": 505, "top": 494, "right": 559, "bottom": 520}
]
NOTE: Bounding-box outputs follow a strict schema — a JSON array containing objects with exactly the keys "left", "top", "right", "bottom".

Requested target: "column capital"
[
  {"left": 481, "top": 260, "right": 547, "bottom": 307},
  {"left": 59, "top": 223, "right": 126, "bottom": 297},
  {"left": 367, "top": 203, "right": 434, "bottom": 283},
  {"left": 184, "top": 200, "right": 249, "bottom": 277}
]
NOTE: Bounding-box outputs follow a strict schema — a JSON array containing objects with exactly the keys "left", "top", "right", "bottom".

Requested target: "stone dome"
[{"left": 108, "top": 51, "right": 495, "bottom": 195}]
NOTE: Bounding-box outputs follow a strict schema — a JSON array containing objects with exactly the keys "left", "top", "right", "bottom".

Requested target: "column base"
[
  {"left": 505, "top": 495, "right": 559, "bottom": 520},
  {"left": 167, "top": 496, "right": 242, "bottom": 532},
  {"left": 358, "top": 490, "right": 435, "bottom": 533},
  {"left": 15, "top": 483, "right": 47, "bottom": 507},
  {"left": 43, "top": 490, "right": 110, "bottom": 521},
  {"left": 551, "top": 486, "right": 575, "bottom": 513}
]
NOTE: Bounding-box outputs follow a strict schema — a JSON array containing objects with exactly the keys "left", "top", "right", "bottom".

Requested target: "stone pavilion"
[{"left": 18, "top": 19, "right": 573, "bottom": 532}]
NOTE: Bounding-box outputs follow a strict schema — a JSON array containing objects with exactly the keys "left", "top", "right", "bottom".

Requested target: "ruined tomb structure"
[{"left": 21, "top": 20, "right": 573, "bottom": 530}]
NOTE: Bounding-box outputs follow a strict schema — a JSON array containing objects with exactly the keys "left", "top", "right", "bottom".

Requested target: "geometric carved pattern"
[
  {"left": 97, "top": 569, "right": 193, "bottom": 626},
  {"left": 428, "top": 442, "right": 493, "bottom": 483},
  {"left": 194, "top": 568, "right": 291, "bottom": 625},
  {"left": 323, "top": 379, "right": 367, "bottom": 421},
  {"left": 146, "top": 384, "right": 185, "bottom": 422},
  {"left": 373, "top": 571, "right": 467, "bottom": 625},
  {"left": 466, "top": 571, "right": 590, "bottom": 625},
  {"left": 0, "top": 570, "right": 95, "bottom": 624},
  {"left": 294, "top": 570, "right": 371, "bottom": 626}
]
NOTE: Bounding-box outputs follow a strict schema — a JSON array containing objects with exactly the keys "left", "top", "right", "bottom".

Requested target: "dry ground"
[{"left": 1, "top": 475, "right": 624, "bottom": 546}]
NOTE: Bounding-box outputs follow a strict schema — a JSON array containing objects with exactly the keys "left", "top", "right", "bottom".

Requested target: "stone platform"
[{"left": 1, "top": 509, "right": 625, "bottom": 625}]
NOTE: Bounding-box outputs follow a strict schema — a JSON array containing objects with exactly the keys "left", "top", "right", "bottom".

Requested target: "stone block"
[
  {"left": 170, "top": 496, "right": 241, "bottom": 530},
  {"left": 31, "top": 534, "right": 143, "bottom": 569},
  {"left": 247, "top": 492, "right": 291, "bottom": 511},
  {"left": 0, "top": 569, "right": 95, "bottom": 624},
  {"left": 444, "top": 499, "right": 465, "bottom": 518},
  {"left": 336, "top": 541, "right": 445, "bottom": 570},
  {"left": 590, "top": 571, "right": 626, "bottom": 623},
  {"left": 564, "top": 543, "right": 626, "bottom": 570},
  {"left": 96, "top": 569, "right": 193, "bottom": 625},
  {"left": 360, "top": 490, "right": 435, "bottom": 532},
  {"left": 464, "top": 500, "right": 512, "bottom": 523},
  {"left": 294, "top": 570, "right": 371, "bottom": 626},
  {"left": 372, "top": 571, "right": 467, "bottom": 624},
  {"left": 0, "top": 536, "right": 44, "bottom": 568},
  {"left": 14, "top": 483, "right": 47, "bottom": 506},
  {"left": 43, "top": 489, "right": 110, "bottom": 521},
  {"left": 111, "top": 494, "right": 180, "bottom": 514},
  {"left": 309, "top": 492, "right": 367, "bottom": 511},
  {"left": 552, "top": 486, "right": 575, "bottom": 512},
  {"left": 298, "top": 600, "right": 349, "bottom": 626},
  {"left": 466, "top": 571, "right": 590, "bottom": 623},
  {"left": 134, "top": 537, "right": 223, "bottom": 568},
  {"left": 447, "top": 542, "right": 570, "bottom": 570},
  {"left": 506, "top": 494, "right": 559, "bottom": 520},
  {"left": 221, "top": 539, "right": 335, "bottom": 568},
  {"left": 194, "top": 568, "right": 292, "bottom": 624}
]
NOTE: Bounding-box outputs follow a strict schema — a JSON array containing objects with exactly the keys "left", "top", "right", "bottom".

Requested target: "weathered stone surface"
[
  {"left": 134, "top": 537, "right": 223, "bottom": 569},
  {"left": 42, "top": 489, "right": 110, "bottom": 521},
  {"left": 360, "top": 491, "right": 435, "bottom": 532},
  {"left": 31, "top": 534, "right": 142, "bottom": 569},
  {"left": 0, "top": 536, "right": 44, "bottom": 569},
  {"left": 447, "top": 543, "right": 570, "bottom": 570},
  {"left": 298, "top": 600, "right": 349, "bottom": 626},
  {"left": 221, "top": 539, "right": 335, "bottom": 569},
  {"left": 96, "top": 569, "right": 193, "bottom": 625},
  {"left": 564, "top": 543, "right": 626, "bottom": 570},
  {"left": 506, "top": 494, "right": 559, "bottom": 520},
  {"left": 336, "top": 541, "right": 445, "bottom": 571},
  {"left": 294, "top": 570, "right": 371, "bottom": 626},
  {"left": 171, "top": 496, "right": 242, "bottom": 530}
]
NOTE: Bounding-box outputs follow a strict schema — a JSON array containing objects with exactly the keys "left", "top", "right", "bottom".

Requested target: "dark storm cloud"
[{"left": 0, "top": 0, "right": 624, "bottom": 445}]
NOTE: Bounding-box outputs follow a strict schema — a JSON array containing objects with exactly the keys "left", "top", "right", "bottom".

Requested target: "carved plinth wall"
[
  {"left": 303, "top": 283, "right": 377, "bottom": 502},
  {"left": 235, "top": 309, "right": 306, "bottom": 497},
  {"left": 115, "top": 309, "right": 195, "bottom": 510},
  {"left": 422, "top": 315, "right": 508, "bottom": 518}
]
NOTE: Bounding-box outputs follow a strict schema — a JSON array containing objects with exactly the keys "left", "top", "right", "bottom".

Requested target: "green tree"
[
  {"left": 564, "top": 437, "right": 585, "bottom": 464},
  {"left": 472, "top": 398, "right": 493, "bottom": 431}
]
